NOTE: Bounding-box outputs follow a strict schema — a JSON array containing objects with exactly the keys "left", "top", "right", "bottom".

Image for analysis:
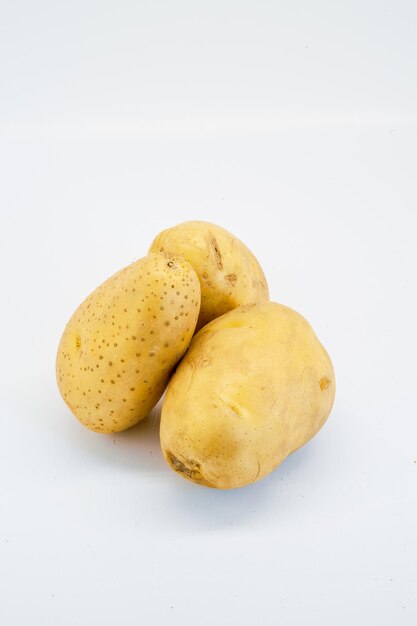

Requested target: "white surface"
[{"left": 1, "top": 2, "right": 416, "bottom": 624}]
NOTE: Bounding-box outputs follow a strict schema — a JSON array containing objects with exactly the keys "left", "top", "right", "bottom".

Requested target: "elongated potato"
[
  {"left": 56, "top": 253, "right": 200, "bottom": 433},
  {"left": 149, "top": 221, "right": 269, "bottom": 330},
  {"left": 161, "top": 302, "right": 335, "bottom": 489}
]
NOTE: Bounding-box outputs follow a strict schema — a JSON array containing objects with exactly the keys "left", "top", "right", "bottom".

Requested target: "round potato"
[
  {"left": 149, "top": 221, "right": 269, "bottom": 330},
  {"left": 56, "top": 253, "right": 200, "bottom": 433},
  {"left": 161, "top": 302, "right": 335, "bottom": 489}
]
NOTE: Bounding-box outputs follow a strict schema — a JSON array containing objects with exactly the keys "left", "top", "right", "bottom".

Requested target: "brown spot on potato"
[
  {"left": 320, "top": 377, "right": 330, "bottom": 391},
  {"left": 209, "top": 233, "right": 223, "bottom": 270},
  {"left": 224, "top": 273, "right": 238, "bottom": 286},
  {"left": 165, "top": 451, "right": 213, "bottom": 486},
  {"left": 227, "top": 403, "right": 241, "bottom": 416}
]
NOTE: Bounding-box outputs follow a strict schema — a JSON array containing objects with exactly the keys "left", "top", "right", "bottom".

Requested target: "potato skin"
[
  {"left": 56, "top": 253, "right": 200, "bottom": 433},
  {"left": 161, "top": 302, "right": 335, "bottom": 489},
  {"left": 149, "top": 221, "right": 269, "bottom": 330}
]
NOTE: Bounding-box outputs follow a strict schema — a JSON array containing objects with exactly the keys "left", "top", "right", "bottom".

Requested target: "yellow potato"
[
  {"left": 161, "top": 302, "right": 335, "bottom": 489},
  {"left": 149, "top": 221, "right": 269, "bottom": 330},
  {"left": 56, "top": 253, "right": 200, "bottom": 433}
]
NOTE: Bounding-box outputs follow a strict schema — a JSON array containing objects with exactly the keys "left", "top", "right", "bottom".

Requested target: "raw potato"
[
  {"left": 149, "top": 221, "right": 269, "bottom": 330},
  {"left": 56, "top": 253, "right": 201, "bottom": 433},
  {"left": 161, "top": 302, "right": 335, "bottom": 489}
]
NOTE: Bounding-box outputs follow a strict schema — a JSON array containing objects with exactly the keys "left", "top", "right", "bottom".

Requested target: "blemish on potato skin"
[
  {"left": 165, "top": 451, "right": 214, "bottom": 487},
  {"left": 209, "top": 233, "right": 223, "bottom": 270},
  {"left": 227, "top": 403, "right": 241, "bottom": 416},
  {"left": 224, "top": 273, "right": 238, "bottom": 286},
  {"left": 320, "top": 377, "right": 330, "bottom": 391}
]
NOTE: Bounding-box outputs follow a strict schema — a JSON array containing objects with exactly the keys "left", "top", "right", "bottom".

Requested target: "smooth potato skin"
[
  {"left": 56, "top": 253, "right": 200, "bottom": 433},
  {"left": 161, "top": 302, "right": 335, "bottom": 489},
  {"left": 149, "top": 221, "right": 269, "bottom": 330}
]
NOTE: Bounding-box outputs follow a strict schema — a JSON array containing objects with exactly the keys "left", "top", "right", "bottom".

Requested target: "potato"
[
  {"left": 56, "top": 253, "right": 200, "bottom": 433},
  {"left": 160, "top": 302, "right": 335, "bottom": 489},
  {"left": 149, "top": 221, "right": 269, "bottom": 330}
]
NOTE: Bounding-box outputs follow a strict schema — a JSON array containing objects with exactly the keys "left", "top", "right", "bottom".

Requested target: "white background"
[{"left": 1, "top": 1, "right": 416, "bottom": 624}]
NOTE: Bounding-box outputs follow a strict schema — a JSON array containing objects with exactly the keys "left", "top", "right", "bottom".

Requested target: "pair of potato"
[{"left": 56, "top": 221, "right": 335, "bottom": 489}]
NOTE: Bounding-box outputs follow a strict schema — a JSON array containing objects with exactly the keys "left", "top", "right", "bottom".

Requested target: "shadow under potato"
[
  {"left": 66, "top": 399, "right": 166, "bottom": 474},
  {"left": 63, "top": 393, "right": 323, "bottom": 500},
  {"left": 59, "top": 395, "right": 326, "bottom": 531},
  {"left": 151, "top": 442, "right": 319, "bottom": 532}
]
